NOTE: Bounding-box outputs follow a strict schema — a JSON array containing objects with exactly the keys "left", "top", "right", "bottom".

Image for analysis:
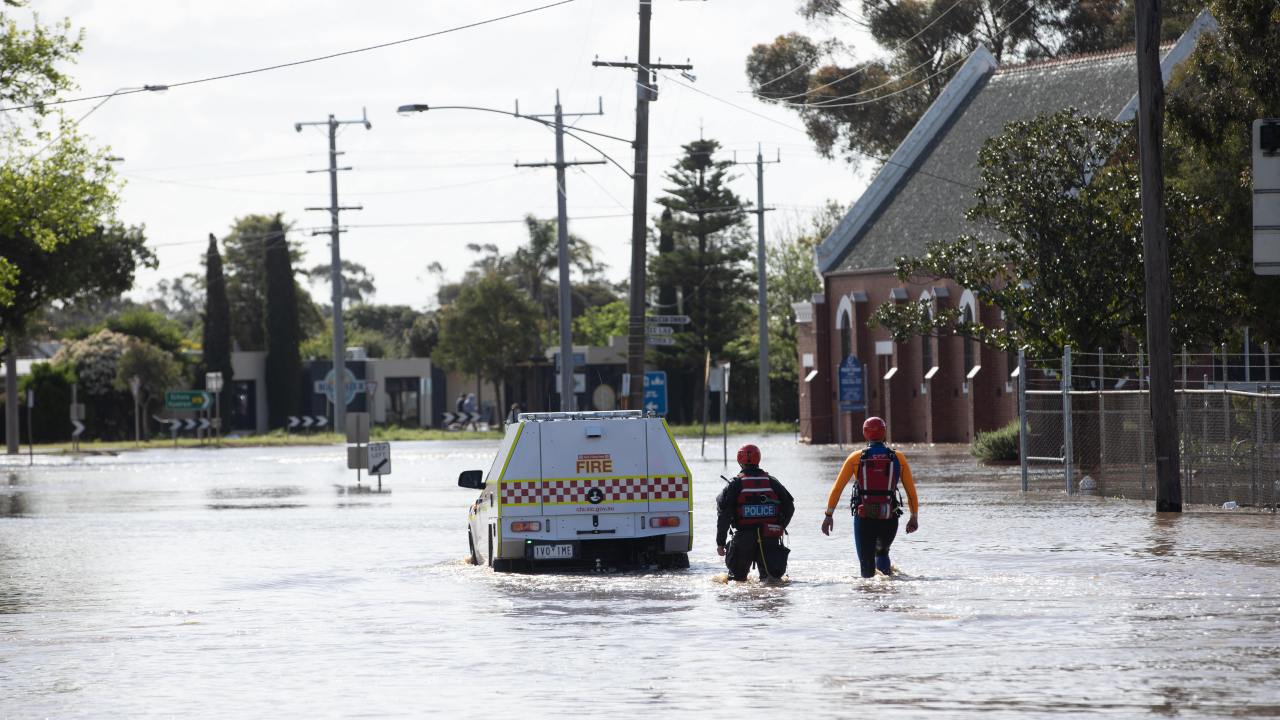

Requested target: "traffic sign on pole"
[
  {"left": 368, "top": 442, "right": 391, "bottom": 476},
  {"left": 165, "top": 391, "right": 211, "bottom": 411},
  {"left": 646, "top": 336, "right": 677, "bottom": 346},
  {"left": 838, "top": 356, "right": 866, "bottom": 413},
  {"left": 643, "top": 371, "right": 668, "bottom": 415}
]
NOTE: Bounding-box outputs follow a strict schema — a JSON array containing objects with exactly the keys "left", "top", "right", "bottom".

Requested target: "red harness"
[{"left": 854, "top": 446, "right": 901, "bottom": 520}]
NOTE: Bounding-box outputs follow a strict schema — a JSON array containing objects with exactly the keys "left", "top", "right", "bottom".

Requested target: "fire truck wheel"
[
  {"left": 467, "top": 530, "right": 479, "bottom": 565},
  {"left": 659, "top": 552, "right": 690, "bottom": 570}
]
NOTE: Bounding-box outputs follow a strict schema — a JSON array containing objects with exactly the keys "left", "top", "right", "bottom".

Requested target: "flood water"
[{"left": 2, "top": 436, "right": 1278, "bottom": 718}]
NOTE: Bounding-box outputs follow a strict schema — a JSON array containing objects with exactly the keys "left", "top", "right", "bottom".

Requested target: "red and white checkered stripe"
[
  {"left": 500, "top": 481, "right": 540, "bottom": 506},
  {"left": 649, "top": 476, "right": 690, "bottom": 500},
  {"left": 543, "top": 478, "right": 647, "bottom": 504},
  {"left": 502, "top": 476, "right": 688, "bottom": 505}
]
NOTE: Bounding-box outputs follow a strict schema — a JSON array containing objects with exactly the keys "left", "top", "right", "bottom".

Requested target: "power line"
[
  {"left": 754, "top": 0, "right": 968, "bottom": 102},
  {"left": 647, "top": 66, "right": 980, "bottom": 192},
  {"left": 0, "top": 0, "right": 579, "bottom": 113}
]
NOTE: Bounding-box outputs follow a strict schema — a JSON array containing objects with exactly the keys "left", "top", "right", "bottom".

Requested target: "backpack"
[
  {"left": 852, "top": 445, "right": 901, "bottom": 520},
  {"left": 735, "top": 475, "right": 785, "bottom": 538}
]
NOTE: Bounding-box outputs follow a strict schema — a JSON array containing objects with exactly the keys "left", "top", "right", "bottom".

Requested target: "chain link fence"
[{"left": 1019, "top": 347, "right": 1280, "bottom": 508}]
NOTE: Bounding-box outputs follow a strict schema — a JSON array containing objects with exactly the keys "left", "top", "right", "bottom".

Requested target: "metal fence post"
[
  {"left": 1139, "top": 345, "right": 1148, "bottom": 501},
  {"left": 1064, "top": 345, "right": 1074, "bottom": 495},
  {"left": 1097, "top": 347, "right": 1106, "bottom": 487},
  {"left": 1019, "top": 348, "right": 1028, "bottom": 492},
  {"left": 1222, "top": 343, "right": 1231, "bottom": 445},
  {"left": 1182, "top": 346, "right": 1190, "bottom": 499}
]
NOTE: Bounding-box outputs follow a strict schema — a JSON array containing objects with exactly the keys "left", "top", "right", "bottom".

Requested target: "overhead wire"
[{"left": 0, "top": 0, "right": 579, "bottom": 114}]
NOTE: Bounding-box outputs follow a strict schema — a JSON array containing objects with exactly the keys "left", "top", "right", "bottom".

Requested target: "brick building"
[{"left": 794, "top": 12, "right": 1216, "bottom": 445}]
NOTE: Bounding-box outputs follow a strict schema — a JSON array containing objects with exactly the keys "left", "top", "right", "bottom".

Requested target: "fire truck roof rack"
[{"left": 517, "top": 410, "right": 647, "bottom": 421}]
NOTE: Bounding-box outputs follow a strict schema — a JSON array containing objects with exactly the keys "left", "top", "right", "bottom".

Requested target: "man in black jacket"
[{"left": 716, "top": 444, "right": 795, "bottom": 581}]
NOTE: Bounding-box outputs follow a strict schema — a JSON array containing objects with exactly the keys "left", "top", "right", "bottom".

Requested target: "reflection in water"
[
  {"left": 205, "top": 485, "right": 307, "bottom": 510},
  {"left": 0, "top": 472, "right": 27, "bottom": 517}
]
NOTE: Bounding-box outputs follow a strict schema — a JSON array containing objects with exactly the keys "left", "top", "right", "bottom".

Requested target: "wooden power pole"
[{"left": 1135, "top": 0, "right": 1182, "bottom": 512}]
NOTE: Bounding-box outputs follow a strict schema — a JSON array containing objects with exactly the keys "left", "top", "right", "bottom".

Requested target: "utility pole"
[
  {"left": 729, "top": 145, "right": 780, "bottom": 422},
  {"left": 296, "top": 109, "right": 371, "bottom": 435},
  {"left": 1135, "top": 0, "right": 1181, "bottom": 512},
  {"left": 514, "top": 91, "right": 605, "bottom": 412},
  {"left": 594, "top": 2, "right": 693, "bottom": 411}
]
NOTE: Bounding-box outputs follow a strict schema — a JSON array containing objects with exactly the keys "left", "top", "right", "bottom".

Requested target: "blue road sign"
[
  {"left": 643, "top": 371, "right": 668, "bottom": 415},
  {"left": 838, "top": 355, "right": 865, "bottom": 413}
]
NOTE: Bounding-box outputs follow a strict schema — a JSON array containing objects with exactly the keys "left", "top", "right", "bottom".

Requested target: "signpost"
[
  {"left": 643, "top": 371, "right": 667, "bottom": 416},
  {"left": 129, "top": 376, "right": 141, "bottom": 447},
  {"left": 838, "top": 355, "right": 866, "bottom": 449},
  {"left": 25, "top": 389, "right": 33, "bottom": 464},
  {"left": 205, "top": 372, "right": 223, "bottom": 444}
]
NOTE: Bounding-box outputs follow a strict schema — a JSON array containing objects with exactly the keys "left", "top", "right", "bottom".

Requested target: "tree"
[
  {"left": 869, "top": 109, "right": 1247, "bottom": 359},
  {"left": 0, "top": 2, "right": 86, "bottom": 304},
  {"left": 765, "top": 202, "right": 842, "bottom": 420},
  {"left": 304, "top": 259, "right": 376, "bottom": 307},
  {"left": 1166, "top": 0, "right": 1280, "bottom": 345},
  {"left": 509, "top": 214, "right": 599, "bottom": 321},
  {"left": 105, "top": 308, "right": 185, "bottom": 356},
  {"left": 650, "top": 139, "right": 753, "bottom": 422},
  {"left": 406, "top": 312, "right": 439, "bottom": 358},
  {"left": 745, "top": 2, "right": 1200, "bottom": 168},
  {"left": 201, "top": 233, "right": 234, "bottom": 415},
  {"left": 574, "top": 299, "right": 629, "bottom": 346},
  {"left": 434, "top": 273, "right": 541, "bottom": 428},
  {"left": 263, "top": 216, "right": 302, "bottom": 429},
  {"left": 220, "top": 214, "right": 320, "bottom": 350},
  {"left": 115, "top": 338, "right": 181, "bottom": 439},
  {"left": 1, "top": 223, "right": 153, "bottom": 349},
  {"left": 51, "top": 328, "right": 132, "bottom": 439}
]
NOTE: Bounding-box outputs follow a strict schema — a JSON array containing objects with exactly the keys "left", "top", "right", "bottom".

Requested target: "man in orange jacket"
[{"left": 821, "top": 416, "right": 919, "bottom": 578}]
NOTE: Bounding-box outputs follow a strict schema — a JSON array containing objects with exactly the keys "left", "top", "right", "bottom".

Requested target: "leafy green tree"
[
  {"left": 434, "top": 273, "right": 541, "bottom": 428},
  {"left": 263, "top": 217, "right": 302, "bottom": 429},
  {"left": 105, "top": 308, "right": 185, "bottom": 356},
  {"left": 406, "top": 313, "right": 439, "bottom": 357},
  {"left": 869, "top": 109, "right": 1247, "bottom": 358},
  {"left": 115, "top": 338, "right": 181, "bottom": 439},
  {"left": 650, "top": 139, "right": 752, "bottom": 422},
  {"left": 1166, "top": 0, "right": 1280, "bottom": 344},
  {"left": 50, "top": 328, "right": 133, "bottom": 439},
  {"left": 200, "top": 234, "right": 234, "bottom": 413},
  {"left": 765, "top": 202, "right": 842, "bottom": 420},
  {"left": 574, "top": 299, "right": 629, "bottom": 346},
  {"left": 304, "top": 259, "right": 376, "bottom": 307},
  {"left": 746, "top": 1, "right": 1200, "bottom": 167},
  {"left": 221, "top": 214, "right": 320, "bottom": 350},
  {"left": 18, "top": 360, "right": 74, "bottom": 443}
]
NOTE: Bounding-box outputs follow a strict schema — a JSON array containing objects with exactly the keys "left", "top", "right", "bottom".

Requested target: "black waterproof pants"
[
  {"left": 853, "top": 515, "right": 899, "bottom": 578},
  {"left": 725, "top": 528, "right": 789, "bottom": 581}
]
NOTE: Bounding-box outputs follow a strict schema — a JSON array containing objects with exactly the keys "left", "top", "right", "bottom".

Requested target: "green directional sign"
[{"left": 165, "top": 390, "right": 211, "bottom": 410}]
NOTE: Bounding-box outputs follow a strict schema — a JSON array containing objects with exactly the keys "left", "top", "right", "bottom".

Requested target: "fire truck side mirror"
[{"left": 458, "top": 470, "right": 484, "bottom": 489}]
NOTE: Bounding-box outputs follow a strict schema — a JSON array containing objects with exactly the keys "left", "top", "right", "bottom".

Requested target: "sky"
[{"left": 32, "top": 0, "right": 876, "bottom": 310}]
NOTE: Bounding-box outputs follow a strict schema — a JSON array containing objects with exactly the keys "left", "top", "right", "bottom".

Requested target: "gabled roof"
[{"left": 815, "top": 10, "right": 1219, "bottom": 276}]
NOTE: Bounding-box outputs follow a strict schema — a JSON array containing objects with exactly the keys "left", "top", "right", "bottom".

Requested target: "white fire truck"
[{"left": 458, "top": 411, "right": 692, "bottom": 571}]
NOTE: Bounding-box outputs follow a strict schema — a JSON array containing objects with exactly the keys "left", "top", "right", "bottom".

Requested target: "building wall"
[{"left": 797, "top": 269, "right": 1017, "bottom": 444}]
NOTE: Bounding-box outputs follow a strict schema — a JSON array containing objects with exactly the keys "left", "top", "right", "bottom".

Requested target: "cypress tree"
[
  {"left": 263, "top": 216, "right": 302, "bottom": 429},
  {"left": 201, "top": 233, "right": 235, "bottom": 423}
]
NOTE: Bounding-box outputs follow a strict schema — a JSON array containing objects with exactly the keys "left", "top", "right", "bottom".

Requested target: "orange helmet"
[
  {"left": 736, "top": 443, "right": 761, "bottom": 466},
  {"left": 862, "top": 416, "right": 887, "bottom": 442}
]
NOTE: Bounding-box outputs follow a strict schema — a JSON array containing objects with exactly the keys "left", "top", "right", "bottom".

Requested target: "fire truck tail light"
[
  {"left": 510, "top": 521, "right": 542, "bottom": 532},
  {"left": 650, "top": 516, "right": 680, "bottom": 528}
]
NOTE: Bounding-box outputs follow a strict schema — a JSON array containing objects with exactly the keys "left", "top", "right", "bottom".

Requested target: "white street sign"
[
  {"left": 345, "top": 412, "right": 370, "bottom": 444},
  {"left": 646, "top": 325, "right": 675, "bottom": 335},
  {"left": 646, "top": 336, "right": 677, "bottom": 346},
  {"left": 646, "top": 314, "right": 690, "bottom": 325},
  {"left": 288, "top": 416, "right": 301, "bottom": 429},
  {"left": 128, "top": 376, "right": 141, "bottom": 400},
  {"left": 313, "top": 415, "right": 328, "bottom": 428},
  {"left": 205, "top": 371, "right": 224, "bottom": 393},
  {"left": 71, "top": 420, "right": 85, "bottom": 438},
  {"left": 367, "top": 442, "right": 391, "bottom": 475},
  {"left": 198, "top": 418, "right": 210, "bottom": 431}
]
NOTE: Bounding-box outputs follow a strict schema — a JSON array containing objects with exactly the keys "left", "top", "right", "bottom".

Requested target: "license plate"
[{"left": 532, "top": 544, "right": 575, "bottom": 560}]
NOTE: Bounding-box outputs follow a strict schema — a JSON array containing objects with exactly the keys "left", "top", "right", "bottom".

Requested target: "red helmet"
[
  {"left": 862, "top": 416, "right": 887, "bottom": 442},
  {"left": 736, "top": 443, "right": 761, "bottom": 466}
]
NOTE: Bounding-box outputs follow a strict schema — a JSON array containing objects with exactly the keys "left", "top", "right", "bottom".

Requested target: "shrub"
[{"left": 971, "top": 419, "right": 1021, "bottom": 463}]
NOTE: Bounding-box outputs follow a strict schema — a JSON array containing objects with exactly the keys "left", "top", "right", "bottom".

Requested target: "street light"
[{"left": 398, "top": 99, "right": 624, "bottom": 413}]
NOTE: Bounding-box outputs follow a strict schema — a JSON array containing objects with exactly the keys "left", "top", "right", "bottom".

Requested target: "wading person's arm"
[{"left": 821, "top": 451, "right": 861, "bottom": 535}]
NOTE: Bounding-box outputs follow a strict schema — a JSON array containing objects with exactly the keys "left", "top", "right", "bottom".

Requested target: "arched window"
[
  {"left": 962, "top": 305, "right": 976, "bottom": 374},
  {"left": 839, "top": 310, "right": 852, "bottom": 362},
  {"left": 922, "top": 332, "right": 934, "bottom": 378}
]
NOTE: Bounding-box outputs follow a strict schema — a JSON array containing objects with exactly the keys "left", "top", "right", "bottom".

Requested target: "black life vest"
[
  {"left": 735, "top": 474, "right": 782, "bottom": 535},
  {"left": 852, "top": 444, "right": 901, "bottom": 520}
]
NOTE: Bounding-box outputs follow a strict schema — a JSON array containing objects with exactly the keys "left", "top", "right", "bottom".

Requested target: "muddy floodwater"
[{"left": 2, "top": 437, "right": 1278, "bottom": 718}]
